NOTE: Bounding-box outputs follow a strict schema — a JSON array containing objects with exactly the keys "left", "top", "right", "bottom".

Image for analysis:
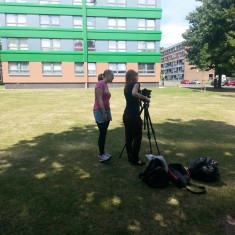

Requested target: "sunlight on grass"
[
  {"left": 154, "top": 214, "right": 167, "bottom": 227},
  {"left": 77, "top": 168, "right": 90, "bottom": 179},
  {"left": 35, "top": 172, "right": 47, "bottom": 179},
  {"left": 224, "top": 152, "right": 233, "bottom": 157},
  {"left": 100, "top": 196, "right": 122, "bottom": 209},
  {"left": 39, "top": 157, "right": 48, "bottom": 163},
  {"left": 128, "top": 220, "right": 141, "bottom": 232},
  {"left": 0, "top": 159, "right": 12, "bottom": 174},
  {"left": 166, "top": 197, "right": 180, "bottom": 206},
  {"left": 85, "top": 192, "right": 95, "bottom": 203},
  {"left": 52, "top": 162, "right": 63, "bottom": 172}
]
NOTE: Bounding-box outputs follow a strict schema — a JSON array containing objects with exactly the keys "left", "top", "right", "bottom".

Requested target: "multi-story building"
[
  {"left": 161, "top": 42, "right": 214, "bottom": 82},
  {"left": 0, "top": 0, "right": 162, "bottom": 89}
]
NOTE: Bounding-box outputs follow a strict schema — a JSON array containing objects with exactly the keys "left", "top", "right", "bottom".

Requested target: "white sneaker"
[
  {"left": 104, "top": 152, "right": 111, "bottom": 158},
  {"left": 97, "top": 152, "right": 112, "bottom": 158},
  {"left": 99, "top": 154, "right": 111, "bottom": 163}
]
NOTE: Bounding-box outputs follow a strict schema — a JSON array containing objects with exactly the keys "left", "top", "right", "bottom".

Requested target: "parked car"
[
  {"left": 180, "top": 80, "right": 191, "bottom": 84},
  {"left": 191, "top": 79, "right": 201, "bottom": 84},
  {"left": 211, "top": 79, "right": 227, "bottom": 86},
  {"left": 224, "top": 80, "right": 235, "bottom": 86}
]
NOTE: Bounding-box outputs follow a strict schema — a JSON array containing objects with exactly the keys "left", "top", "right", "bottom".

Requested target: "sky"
[{"left": 160, "top": 0, "right": 202, "bottom": 48}]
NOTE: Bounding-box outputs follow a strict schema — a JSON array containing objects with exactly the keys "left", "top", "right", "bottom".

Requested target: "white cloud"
[
  {"left": 160, "top": 23, "right": 188, "bottom": 48},
  {"left": 160, "top": 0, "right": 202, "bottom": 48}
]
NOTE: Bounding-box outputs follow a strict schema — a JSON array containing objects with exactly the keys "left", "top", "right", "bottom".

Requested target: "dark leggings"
[
  {"left": 97, "top": 121, "right": 110, "bottom": 155},
  {"left": 123, "top": 113, "right": 142, "bottom": 163}
]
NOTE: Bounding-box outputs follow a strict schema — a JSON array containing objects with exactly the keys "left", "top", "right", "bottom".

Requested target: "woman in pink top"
[{"left": 93, "top": 69, "right": 114, "bottom": 163}]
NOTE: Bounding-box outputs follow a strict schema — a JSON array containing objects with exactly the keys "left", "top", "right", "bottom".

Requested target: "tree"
[{"left": 183, "top": 0, "right": 235, "bottom": 88}]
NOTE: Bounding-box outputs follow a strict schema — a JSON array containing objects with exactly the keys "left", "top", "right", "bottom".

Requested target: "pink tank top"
[{"left": 93, "top": 80, "right": 111, "bottom": 110}]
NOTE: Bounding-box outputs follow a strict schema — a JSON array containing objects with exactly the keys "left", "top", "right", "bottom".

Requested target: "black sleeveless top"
[{"left": 124, "top": 82, "right": 140, "bottom": 115}]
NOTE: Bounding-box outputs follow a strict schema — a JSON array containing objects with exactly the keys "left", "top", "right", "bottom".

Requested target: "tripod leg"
[
  {"left": 146, "top": 110, "right": 161, "bottom": 155},
  {"left": 119, "top": 143, "right": 126, "bottom": 159},
  {"left": 145, "top": 108, "right": 153, "bottom": 154}
]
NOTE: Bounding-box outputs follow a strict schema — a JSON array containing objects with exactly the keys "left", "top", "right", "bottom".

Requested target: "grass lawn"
[{"left": 0, "top": 87, "right": 235, "bottom": 235}]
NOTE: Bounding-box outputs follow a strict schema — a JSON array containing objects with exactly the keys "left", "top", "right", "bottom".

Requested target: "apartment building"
[
  {"left": 161, "top": 42, "right": 214, "bottom": 82},
  {"left": 0, "top": 0, "right": 162, "bottom": 88}
]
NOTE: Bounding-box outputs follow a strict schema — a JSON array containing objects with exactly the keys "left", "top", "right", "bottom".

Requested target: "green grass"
[{"left": 0, "top": 87, "right": 235, "bottom": 235}]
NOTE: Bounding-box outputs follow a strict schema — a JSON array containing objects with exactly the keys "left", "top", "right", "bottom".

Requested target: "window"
[
  {"left": 39, "top": 0, "right": 59, "bottom": 4},
  {"left": 41, "top": 39, "right": 61, "bottom": 51},
  {"left": 87, "top": 40, "right": 95, "bottom": 51},
  {"left": 74, "top": 40, "right": 83, "bottom": 51},
  {"left": 9, "top": 62, "right": 29, "bottom": 75},
  {"left": 108, "top": 0, "right": 126, "bottom": 6},
  {"left": 6, "top": 14, "right": 26, "bottom": 26},
  {"left": 73, "top": 16, "right": 82, "bottom": 28},
  {"left": 75, "top": 63, "right": 84, "bottom": 75},
  {"left": 138, "top": 63, "right": 155, "bottom": 74},
  {"left": 138, "top": 0, "right": 156, "bottom": 8},
  {"left": 108, "top": 18, "right": 126, "bottom": 30},
  {"left": 73, "top": 0, "right": 82, "bottom": 4},
  {"left": 109, "top": 63, "right": 126, "bottom": 75},
  {"left": 109, "top": 41, "right": 126, "bottom": 52},
  {"left": 8, "top": 38, "right": 28, "bottom": 50},
  {"left": 86, "top": 0, "right": 95, "bottom": 5},
  {"left": 5, "top": 0, "right": 26, "bottom": 2},
  {"left": 88, "top": 63, "right": 96, "bottom": 75},
  {"left": 40, "top": 15, "right": 60, "bottom": 27},
  {"left": 42, "top": 63, "right": 62, "bottom": 75},
  {"left": 73, "top": 0, "right": 95, "bottom": 5},
  {"left": 138, "top": 41, "right": 155, "bottom": 52},
  {"left": 138, "top": 19, "right": 155, "bottom": 30},
  {"left": 87, "top": 17, "right": 95, "bottom": 29}
]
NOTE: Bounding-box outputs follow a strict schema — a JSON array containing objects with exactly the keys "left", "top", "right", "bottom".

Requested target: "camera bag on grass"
[
  {"left": 188, "top": 157, "right": 219, "bottom": 182},
  {"left": 168, "top": 163, "right": 206, "bottom": 194},
  {"left": 139, "top": 158, "right": 168, "bottom": 188}
]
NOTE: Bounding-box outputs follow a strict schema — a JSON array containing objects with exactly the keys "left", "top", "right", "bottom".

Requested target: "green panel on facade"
[
  {"left": 1, "top": 51, "right": 161, "bottom": 63},
  {"left": 0, "top": 27, "right": 83, "bottom": 39},
  {"left": 0, "top": 3, "right": 82, "bottom": 16},
  {"left": 88, "top": 52, "right": 161, "bottom": 63},
  {"left": 1, "top": 51, "right": 84, "bottom": 62},
  {"left": 87, "top": 7, "right": 162, "bottom": 19},
  {"left": 87, "top": 30, "right": 162, "bottom": 41}
]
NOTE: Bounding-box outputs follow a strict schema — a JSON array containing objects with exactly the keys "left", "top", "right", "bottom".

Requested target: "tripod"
[{"left": 119, "top": 100, "right": 161, "bottom": 158}]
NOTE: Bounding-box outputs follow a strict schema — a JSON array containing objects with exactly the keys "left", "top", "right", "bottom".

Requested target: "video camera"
[{"left": 140, "top": 88, "right": 152, "bottom": 98}]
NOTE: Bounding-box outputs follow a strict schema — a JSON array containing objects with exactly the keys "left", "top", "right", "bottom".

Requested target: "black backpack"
[
  {"left": 168, "top": 163, "right": 206, "bottom": 194},
  {"left": 188, "top": 157, "right": 219, "bottom": 182},
  {"left": 139, "top": 158, "right": 169, "bottom": 188}
]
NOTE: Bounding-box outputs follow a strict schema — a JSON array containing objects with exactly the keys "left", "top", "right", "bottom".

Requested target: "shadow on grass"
[{"left": 0, "top": 119, "right": 235, "bottom": 234}]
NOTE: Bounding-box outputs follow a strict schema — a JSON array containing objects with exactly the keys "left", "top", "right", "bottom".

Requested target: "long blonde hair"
[{"left": 124, "top": 69, "right": 138, "bottom": 92}]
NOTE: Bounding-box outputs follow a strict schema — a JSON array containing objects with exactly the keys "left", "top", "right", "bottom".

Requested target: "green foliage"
[{"left": 183, "top": 0, "right": 235, "bottom": 78}]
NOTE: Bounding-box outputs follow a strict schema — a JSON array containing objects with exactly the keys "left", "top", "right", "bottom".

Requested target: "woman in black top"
[{"left": 123, "top": 69, "right": 150, "bottom": 165}]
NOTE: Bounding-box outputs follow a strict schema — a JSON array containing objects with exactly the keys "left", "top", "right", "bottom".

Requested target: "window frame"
[
  {"left": 138, "top": 41, "right": 155, "bottom": 52},
  {"left": 6, "top": 14, "right": 26, "bottom": 26},
  {"left": 109, "top": 63, "right": 126, "bottom": 75},
  {"left": 42, "top": 62, "right": 62, "bottom": 76},
  {"left": 88, "top": 62, "right": 96, "bottom": 75},
  {"left": 108, "top": 41, "right": 126, "bottom": 52},
  {"left": 138, "top": 63, "right": 155, "bottom": 75},
  {"left": 41, "top": 39, "right": 61, "bottom": 51},
  {"left": 73, "top": 16, "right": 82, "bottom": 28},
  {"left": 108, "top": 18, "right": 126, "bottom": 30},
  {"left": 40, "top": 15, "right": 60, "bottom": 27},
  {"left": 74, "top": 62, "right": 84, "bottom": 75},
  {"left": 138, "top": 0, "right": 156, "bottom": 8},
  {"left": 8, "top": 62, "right": 29, "bottom": 75},
  {"left": 7, "top": 38, "right": 28, "bottom": 50}
]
